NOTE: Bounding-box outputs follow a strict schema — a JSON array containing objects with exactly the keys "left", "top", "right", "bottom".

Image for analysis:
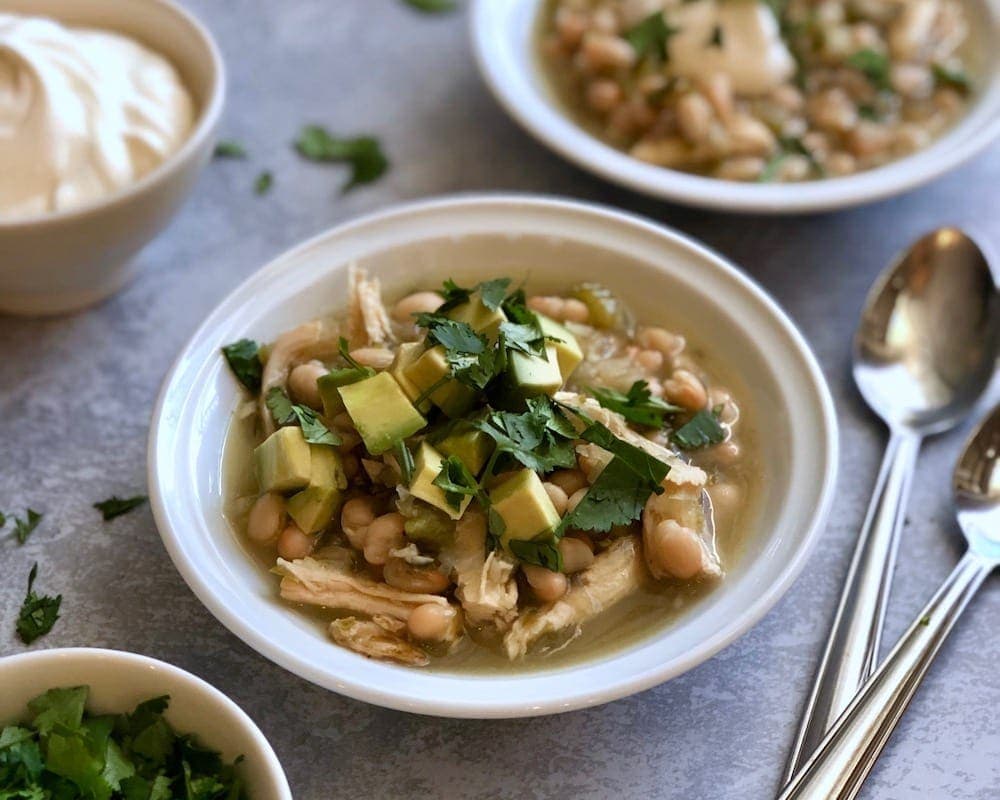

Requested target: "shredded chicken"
[
  {"left": 346, "top": 264, "right": 395, "bottom": 349},
  {"left": 643, "top": 482, "right": 723, "bottom": 580},
  {"left": 329, "top": 617, "right": 429, "bottom": 667},
  {"left": 259, "top": 320, "right": 340, "bottom": 434},
  {"left": 554, "top": 391, "right": 707, "bottom": 487},
  {"left": 442, "top": 509, "right": 519, "bottom": 630},
  {"left": 503, "top": 536, "right": 646, "bottom": 659},
  {"left": 276, "top": 556, "right": 452, "bottom": 621}
]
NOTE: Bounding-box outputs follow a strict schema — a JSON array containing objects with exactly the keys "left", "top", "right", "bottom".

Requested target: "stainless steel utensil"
[
  {"left": 779, "top": 401, "right": 1000, "bottom": 799},
  {"left": 784, "top": 228, "right": 999, "bottom": 780}
]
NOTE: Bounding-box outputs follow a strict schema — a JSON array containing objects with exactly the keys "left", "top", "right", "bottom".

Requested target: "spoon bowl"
[
  {"left": 853, "top": 228, "right": 1000, "bottom": 435},
  {"left": 955, "top": 404, "right": 1000, "bottom": 560}
]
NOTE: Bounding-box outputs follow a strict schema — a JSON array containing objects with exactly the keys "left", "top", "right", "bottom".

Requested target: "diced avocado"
[
  {"left": 437, "top": 426, "right": 494, "bottom": 475},
  {"left": 537, "top": 314, "right": 583, "bottom": 379},
  {"left": 490, "top": 468, "right": 561, "bottom": 550},
  {"left": 339, "top": 372, "right": 426, "bottom": 455},
  {"left": 409, "top": 442, "right": 472, "bottom": 520},
  {"left": 445, "top": 293, "right": 507, "bottom": 340},
  {"left": 317, "top": 366, "right": 374, "bottom": 417},
  {"left": 402, "top": 501, "right": 456, "bottom": 550},
  {"left": 389, "top": 342, "right": 432, "bottom": 413},
  {"left": 402, "top": 345, "right": 478, "bottom": 418},
  {"left": 254, "top": 426, "right": 312, "bottom": 493},
  {"left": 286, "top": 446, "right": 347, "bottom": 533},
  {"left": 509, "top": 343, "right": 563, "bottom": 397}
]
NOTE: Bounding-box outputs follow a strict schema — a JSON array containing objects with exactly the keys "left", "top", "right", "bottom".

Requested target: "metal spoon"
[
  {"left": 779, "top": 401, "right": 1000, "bottom": 799},
  {"left": 784, "top": 228, "right": 999, "bottom": 781}
]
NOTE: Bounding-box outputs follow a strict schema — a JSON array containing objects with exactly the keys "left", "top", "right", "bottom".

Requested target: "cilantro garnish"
[
  {"left": 436, "top": 277, "right": 511, "bottom": 313},
  {"left": 0, "top": 511, "right": 5, "bottom": 528},
  {"left": 93, "top": 496, "right": 148, "bottom": 521},
  {"left": 395, "top": 440, "right": 415, "bottom": 486},
  {"left": 402, "top": 0, "right": 456, "bottom": 11},
  {"left": 221, "top": 339, "right": 263, "bottom": 392},
  {"left": 213, "top": 140, "right": 247, "bottom": 159},
  {"left": 671, "top": 409, "right": 726, "bottom": 450},
  {"left": 432, "top": 456, "right": 482, "bottom": 511},
  {"left": 509, "top": 539, "right": 563, "bottom": 572},
  {"left": 846, "top": 48, "right": 891, "bottom": 90},
  {"left": 414, "top": 314, "right": 498, "bottom": 390},
  {"left": 16, "top": 564, "right": 61, "bottom": 644},
  {"left": 254, "top": 170, "right": 273, "bottom": 195},
  {"left": 294, "top": 125, "right": 389, "bottom": 191},
  {"left": 0, "top": 686, "right": 246, "bottom": 798},
  {"left": 10, "top": 509, "right": 42, "bottom": 545},
  {"left": 708, "top": 24, "right": 724, "bottom": 47},
  {"left": 265, "top": 388, "right": 341, "bottom": 446},
  {"left": 758, "top": 136, "right": 824, "bottom": 183},
  {"left": 932, "top": 63, "right": 972, "bottom": 94},
  {"left": 625, "top": 12, "right": 678, "bottom": 61},
  {"left": 474, "top": 397, "right": 577, "bottom": 476},
  {"left": 590, "top": 381, "right": 682, "bottom": 428}
]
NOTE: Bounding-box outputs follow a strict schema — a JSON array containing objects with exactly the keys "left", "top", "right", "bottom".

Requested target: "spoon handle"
[
  {"left": 784, "top": 429, "right": 921, "bottom": 781},
  {"left": 778, "top": 550, "right": 994, "bottom": 800}
]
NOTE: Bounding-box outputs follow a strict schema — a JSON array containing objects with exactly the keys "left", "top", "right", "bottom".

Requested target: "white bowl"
[
  {"left": 148, "top": 195, "right": 838, "bottom": 718},
  {"left": 471, "top": 0, "right": 1000, "bottom": 214},
  {"left": 0, "top": 648, "right": 291, "bottom": 799},
  {"left": 0, "top": 0, "right": 225, "bottom": 316}
]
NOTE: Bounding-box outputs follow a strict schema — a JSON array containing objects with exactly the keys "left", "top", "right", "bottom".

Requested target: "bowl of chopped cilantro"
[
  {"left": 0, "top": 648, "right": 291, "bottom": 799},
  {"left": 149, "top": 194, "right": 837, "bottom": 717}
]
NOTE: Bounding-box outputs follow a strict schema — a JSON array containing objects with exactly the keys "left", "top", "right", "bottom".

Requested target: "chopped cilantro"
[
  {"left": 708, "top": 24, "right": 724, "bottom": 47},
  {"left": 294, "top": 125, "right": 388, "bottom": 191},
  {"left": 0, "top": 686, "right": 246, "bottom": 798},
  {"left": 846, "top": 48, "right": 891, "bottom": 90},
  {"left": 432, "top": 456, "right": 482, "bottom": 511},
  {"left": 671, "top": 409, "right": 726, "bottom": 450},
  {"left": 93, "top": 496, "right": 147, "bottom": 521},
  {"left": 213, "top": 140, "right": 247, "bottom": 159},
  {"left": 414, "top": 314, "right": 498, "bottom": 390},
  {"left": 509, "top": 539, "right": 563, "bottom": 572},
  {"left": 590, "top": 381, "right": 682, "bottom": 428},
  {"left": 625, "top": 12, "right": 678, "bottom": 61},
  {"left": 395, "top": 440, "right": 415, "bottom": 486},
  {"left": 402, "top": 0, "right": 456, "bottom": 11},
  {"left": 221, "top": 339, "right": 263, "bottom": 392},
  {"left": 16, "top": 564, "right": 61, "bottom": 644},
  {"left": 474, "top": 397, "right": 577, "bottom": 476},
  {"left": 0, "top": 511, "right": 5, "bottom": 528},
  {"left": 932, "top": 63, "right": 972, "bottom": 94},
  {"left": 265, "top": 388, "right": 341, "bottom": 446},
  {"left": 254, "top": 170, "right": 273, "bottom": 195},
  {"left": 436, "top": 277, "right": 511, "bottom": 313},
  {"left": 919, "top": 614, "right": 931, "bottom": 626},
  {"left": 11, "top": 509, "right": 42, "bottom": 545},
  {"left": 758, "top": 136, "right": 824, "bottom": 183}
]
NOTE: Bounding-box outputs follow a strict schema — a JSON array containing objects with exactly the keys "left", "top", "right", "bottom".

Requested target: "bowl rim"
[
  {"left": 147, "top": 193, "right": 839, "bottom": 717},
  {"left": 470, "top": 0, "right": 1000, "bottom": 214},
  {"left": 0, "top": 0, "right": 226, "bottom": 230},
  {"left": 0, "top": 647, "right": 292, "bottom": 799}
]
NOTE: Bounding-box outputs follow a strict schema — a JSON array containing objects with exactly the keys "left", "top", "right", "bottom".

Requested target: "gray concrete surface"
[{"left": 1, "top": 2, "right": 998, "bottom": 798}]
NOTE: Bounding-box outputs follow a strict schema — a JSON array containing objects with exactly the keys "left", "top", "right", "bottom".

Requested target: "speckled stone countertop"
[{"left": 1, "top": 2, "right": 998, "bottom": 798}]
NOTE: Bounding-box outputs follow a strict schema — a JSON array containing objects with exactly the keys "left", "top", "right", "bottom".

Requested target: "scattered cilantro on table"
[
  {"left": 10, "top": 509, "right": 43, "bottom": 545},
  {"left": 94, "top": 496, "right": 148, "bottom": 521},
  {"left": 213, "top": 140, "right": 247, "bottom": 159},
  {"left": 16, "top": 564, "right": 61, "bottom": 644},
  {"left": 402, "top": 0, "right": 456, "bottom": 11},
  {"left": 294, "top": 125, "right": 388, "bottom": 191},
  {"left": 254, "top": 170, "right": 273, "bottom": 195}
]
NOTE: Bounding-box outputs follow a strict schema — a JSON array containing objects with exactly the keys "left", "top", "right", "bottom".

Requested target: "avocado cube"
[
  {"left": 286, "top": 446, "right": 348, "bottom": 533},
  {"left": 445, "top": 293, "right": 507, "bottom": 340},
  {"left": 509, "top": 343, "right": 563, "bottom": 397},
  {"left": 437, "top": 427, "right": 494, "bottom": 475},
  {"left": 402, "top": 345, "right": 478, "bottom": 418},
  {"left": 389, "top": 342, "right": 433, "bottom": 413},
  {"left": 537, "top": 314, "right": 583, "bottom": 379},
  {"left": 409, "top": 442, "right": 472, "bottom": 520},
  {"left": 318, "top": 366, "right": 374, "bottom": 417},
  {"left": 339, "top": 372, "right": 426, "bottom": 455},
  {"left": 254, "top": 426, "right": 312, "bottom": 493},
  {"left": 490, "top": 468, "right": 561, "bottom": 550}
]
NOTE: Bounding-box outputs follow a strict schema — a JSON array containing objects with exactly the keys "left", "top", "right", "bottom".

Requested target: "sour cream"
[
  {"left": 0, "top": 13, "right": 195, "bottom": 219},
  {"left": 665, "top": 0, "right": 796, "bottom": 95}
]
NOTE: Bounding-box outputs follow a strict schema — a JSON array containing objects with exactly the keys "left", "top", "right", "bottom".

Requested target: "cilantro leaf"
[
  {"left": 414, "top": 315, "right": 498, "bottom": 390},
  {"left": 708, "top": 24, "right": 724, "bottom": 47},
  {"left": 402, "top": 0, "right": 456, "bottom": 11},
  {"left": 27, "top": 687, "right": 87, "bottom": 734},
  {"left": 577, "top": 422, "right": 671, "bottom": 488},
  {"left": 0, "top": 510, "right": 7, "bottom": 527},
  {"left": 395, "top": 441, "right": 415, "bottom": 486},
  {"left": 590, "top": 381, "right": 682, "bottom": 428},
  {"left": 16, "top": 564, "right": 61, "bottom": 644},
  {"left": 477, "top": 278, "right": 511, "bottom": 312},
  {"left": 932, "top": 63, "right": 972, "bottom": 93},
  {"left": 625, "top": 12, "right": 678, "bottom": 61},
  {"left": 93, "top": 496, "right": 147, "bottom": 521},
  {"left": 436, "top": 277, "right": 511, "bottom": 313},
  {"left": 213, "top": 140, "right": 247, "bottom": 159},
  {"left": 671, "top": 409, "right": 726, "bottom": 450},
  {"left": 254, "top": 170, "right": 273, "bottom": 195},
  {"left": 12, "top": 509, "right": 42, "bottom": 545},
  {"left": 221, "top": 339, "right": 263, "bottom": 392},
  {"left": 847, "top": 48, "right": 890, "bottom": 90},
  {"left": 474, "top": 398, "right": 577, "bottom": 476},
  {"left": 432, "top": 456, "right": 481, "bottom": 510},
  {"left": 294, "top": 126, "right": 388, "bottom": 190},
  {"left": 509, "top": 539, "right": 563, "bottom": 572},
  {"left": 499, "top": 320, "right": 547, "bottom": 357},
  {"left": 265, "top": 388, "right": 341, "bottom": 446}
]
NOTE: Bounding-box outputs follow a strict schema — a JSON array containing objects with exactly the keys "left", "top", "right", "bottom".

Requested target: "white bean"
[
  {"left": 407, "top": 603, "right": 458, "bottom": 642},
  {"left": 523, "top": 564, "right": 569, "bottom": 603},
  {"left": 663, "top": 369, "right": 707, "bottom": 410},
  {"left": 548, "top": 469, "right": 588, "bottom": 497},
  {"left": 287, "top": 361, "right": 326, "bottom": 409},
  {"left": 542, "top": 482, "right": 569, "bottom": 516},
  {"left": 391, "top": 292, "right": 443, "bottom": 323},
  {"left": 647, "top": 520, "right": 704, "bottom": 580},
  {"left": 277, "top": 524, "right": 315, "bottom": 560},
  {"left": 246, "top": 493, "right": 286, "bottom": 544},
  {"left": 558, "top": 537, "right": 594, "bottom": 573},
  {"left": 341, "top": 497, "right": 375, "bottom": 549},
  {"left": 363, "top": 512, "right": 405, "bottom": 565}
]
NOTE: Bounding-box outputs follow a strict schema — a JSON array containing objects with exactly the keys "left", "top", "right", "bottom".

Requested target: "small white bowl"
[
  {"left": 471, "top": 0, "right": 1000, "bottom": 214},
  {"left": 0, "top": 648, "right": 291, "bottom": 799},
  {"left": 0, "top": 0, "right": 225, "bottom": 316},
  {"left": 148, "top": 194, "right": 838, "bottom": 718}
]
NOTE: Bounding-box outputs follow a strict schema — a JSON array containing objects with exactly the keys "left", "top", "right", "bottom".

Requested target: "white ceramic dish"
[
  {"left": 148, "top": 195, "right": 838, "bottom": 718},
  {"left": 0, "top": 0, "right": 225, "bottom": 316},
  {"left": 0, "top": 648, "right": 291, "bottom": 799},
  {"left": 471, "top": 0, "right": 1000, "bottom": 214}
]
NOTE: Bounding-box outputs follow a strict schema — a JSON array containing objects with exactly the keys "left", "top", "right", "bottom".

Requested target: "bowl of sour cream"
[{"left": 0, "top": 0, "right": 224, "bottom": 315}]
